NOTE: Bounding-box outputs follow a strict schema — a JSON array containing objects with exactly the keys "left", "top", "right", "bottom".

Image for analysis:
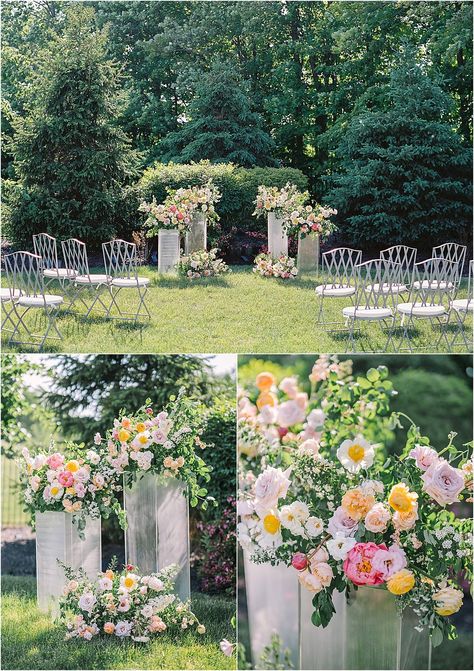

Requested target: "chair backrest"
[
  {"left": 61, "top": 238, "right": 90, "bottom": 277},
  {"left": 432, "top": 243, "right": 466, "bottom": 282},
  {"left": 322, "top": 247, "right": 362, "bottom": 288},
  {"left": 467, "top": 260, "right": 473, "bottom": 305},
  {"left": 4, "top": 251, "right": 45, "bottom": 298},
  {"left": 409, "top": 257, "right": 459, "bottom": 307},
  {"left": 380, "top": 245, "right": 417, "bottom": 287},
  {"left": 353, "top": 259, "right": 401, "bottom": 311},
  {"left": 32, "top": 233, "right": 59, "bottom": 270},
  {"left": 102, "top": 239, "right": 138, "bottom": 280}
]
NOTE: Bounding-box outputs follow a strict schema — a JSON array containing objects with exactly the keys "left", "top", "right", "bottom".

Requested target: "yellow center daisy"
[{"left": 348, "top": 443, "right": 365, "bottom": 462}]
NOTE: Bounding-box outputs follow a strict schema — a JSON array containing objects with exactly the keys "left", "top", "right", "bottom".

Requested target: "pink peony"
[
  {"left": 58, "top": 471, "right": 74, "bottom": 487},
  {"left": 47, "top": 453, "right": 64, "bottom": 470},
  {"left": 343, "top": 542, "right": 387, "bottom": 586},
  {"left": 421, "top": 459, "right": 465, "bottom": 505},
  {"left": 371, "top": 544, "right": 407, "bottom": 580},
  {"left": 409, "top": 445, "right": 439, "bottom": 471}
]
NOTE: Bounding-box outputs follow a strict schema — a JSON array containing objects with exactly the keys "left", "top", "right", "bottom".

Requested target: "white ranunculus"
[{"left": 327, "top": 534, "right": 357, "bottom": 561}]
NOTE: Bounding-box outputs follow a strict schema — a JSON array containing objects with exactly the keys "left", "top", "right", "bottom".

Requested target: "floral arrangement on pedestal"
[
  {"left": 59, "top": 560, "right": 206, "bottom": 642},
  {"left": 176, "top": 249, "right": 230, "bottom": 279},
  {"left": 19, "top": 442, "right": 125, "bottom": 537},
  {"left": 285, "top": 204, "right": 337, "bottom": 240},
  {"left": 238, "top": 359, "right": 473, "bottom": 646},
  {"left": 139, "top": 180, "right": 221, "bottom": 236},
  {"left": 100, "top": 387, "right": 215, "bottom": 510},
  {"left": 253, "top": 253, "right": 298, "bottom": 279},
  {"left": 253, "top": 183, "right": 306, "bottom": 220}
]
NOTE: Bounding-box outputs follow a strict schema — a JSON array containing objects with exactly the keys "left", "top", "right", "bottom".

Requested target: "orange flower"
[
  {"left": 256, "top": 392, "right": 277, "bottom": 410},
  {"left": 256, "top": 372, "right": 276, "bottom": 392}
]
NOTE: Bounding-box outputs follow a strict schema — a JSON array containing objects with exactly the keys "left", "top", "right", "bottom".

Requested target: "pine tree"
[
  {"left": 7, "top": 6, "right": 139, "bottom": 248},
  {"left": 159, "top": 62, "right": 277, "bottom": 167},
  {"left": 326, "top": 61, "right": 472, "bottom": 247}
]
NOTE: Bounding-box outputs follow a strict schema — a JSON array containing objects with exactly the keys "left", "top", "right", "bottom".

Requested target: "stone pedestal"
[
  {"left": 267, "top": 212, "right": 288, "bottom": 258},
  {"left": 158, "top": 229, "right": 180, "bottom": 273}
]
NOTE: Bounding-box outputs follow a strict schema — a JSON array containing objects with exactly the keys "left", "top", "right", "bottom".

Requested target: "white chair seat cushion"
[
  {"left": 367, "top": 283, "right": 407, "bottom": 294},
  {"left": 413, "top": 280, "right": 453, "bottom": 290},
  {"left": 451, "top": 299, "right": 473, "bottom": 313},
  {"left": 397, "top": 302, "right": 446, "bottom": 317},
  {"left": 342, "top": 306, "right": 393, "bottom": 320},
  {"left": 17, "top": 294, "right": 63, "bottom": 307},
  {"left": 111, "top": 277, "right": 150, "bottom": 288},
  {"left": 44, "top": 268, "right": 76, "bottom": 278},
  {"left": 74, "top": 274, "right": 111, "bottom": 285},
  {"left": 316, "top": 284, "right": 355, "bottom": 297},
  {"left": 0, "top": 288, "right": 20, "bottom": 302}
]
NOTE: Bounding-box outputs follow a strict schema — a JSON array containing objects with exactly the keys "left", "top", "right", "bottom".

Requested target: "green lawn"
[
  {"left": 1, "top": 576, "right": 235, "bottom": 670},
  {"left": 2, "top": 266, "right": 471, "bottom": 353}
]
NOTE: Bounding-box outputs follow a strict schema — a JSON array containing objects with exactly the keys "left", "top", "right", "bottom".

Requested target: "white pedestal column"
[
  {"left": 35, "top": 511, "right": 102, "bottom": 615},
  {"left": 158, "top": 229, "right": 180, "bottom": 273},
  {"left": 124, "top": 474, "right": 191, "bottom": 603},
  {"left": 297, "top": 233, "right": 320, "bottom": 273},
  {"left": 267, "top": 212, "right": 288, "bottom": 258},
  {"left": 185, "top": 212, "right": 207, "bottom": 254}
]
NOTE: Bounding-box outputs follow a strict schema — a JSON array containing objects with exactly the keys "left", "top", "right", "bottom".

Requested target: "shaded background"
[{"left": 238, "top": 354, "right": 473, "bottom": 670}]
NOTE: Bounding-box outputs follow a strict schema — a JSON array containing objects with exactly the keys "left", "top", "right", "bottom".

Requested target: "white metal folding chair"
[
  {"left": 396, "top": 257, "right": 459, "bottom": 352},
  {"left": 3, "top": 251, "right": 63, "bottom": 350},
  {"left": 412, "top": 243, "right": 466, "bottom": 295},
  {"left": 61, "top": 238, "right": 112, "bottom": 316},
  {"left": 315, "top": 247, "right": 362, "bottom": 328},
  {"left": 102, "top": 239, "right": 151, "bottom": 323},
  {"left": 1, "top": 287, "right": 21, "bottom": 333},
  {"left": 32, "top": 233, "right": 76, "bottom": 293},
  {"left": 342, "top": 258, "right": 399, "bottom": 352},
  {"left": 378, "top": 245, "right": 417, "bottom": 296},
  {"left": 448, "top": 259, "right": 473, "bottom": 350}
]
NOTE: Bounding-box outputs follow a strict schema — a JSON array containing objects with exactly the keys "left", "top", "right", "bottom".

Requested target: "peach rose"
[{"left": 364, "top": 503, "right": 391, "bottom": 533}]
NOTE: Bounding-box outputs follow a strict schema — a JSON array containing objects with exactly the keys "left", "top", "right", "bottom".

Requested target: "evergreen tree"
[
  {"left": 159, "top": 62, "right": 277, "bottom": 167},
  {"left": 326, "top": 61, "right": 472, "bottom": 247},
  {"left": 7, "top": 5, "right": 139, "bottom": 248}
]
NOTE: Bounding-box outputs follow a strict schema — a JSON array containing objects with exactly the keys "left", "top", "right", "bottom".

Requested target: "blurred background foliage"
[{"left": 238, "top": 355, "right": 473, "bottom": 451}]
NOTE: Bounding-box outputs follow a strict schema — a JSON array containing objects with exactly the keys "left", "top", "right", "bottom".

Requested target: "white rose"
[{"left": 148, "top": 576, "right": 164, "bottom": 591}]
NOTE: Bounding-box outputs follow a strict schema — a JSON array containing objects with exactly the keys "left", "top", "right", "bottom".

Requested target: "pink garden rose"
[
  {"left": 254, "top": 466, "right": 291, "bottom": 510},
  {"left": 46, "top": 453, "right": 64, "bottom": 470},
  {"left": 279, "top": 377, "right": 299, "bottom": 398},
  {"left": 421, "top": 459, "right": 465, "bottom": 505},
  {"left": 327, "top": 506, "right": 359, "bottom": 538},
  {"left": 276, "top": 400, "right": 306, "bottom": 428},
  {"left": 343, "top": 542, "right": 387, "bottom": 586},
  {"left": 409, "top": 445, "right": 439, "bottom": 471},
  {"left": 58, "top": 471, "right": 74, "bottom": 487},
  {"left": 371, "top": 544, "right": 407, "bottom": 580},
  {"left": 364, "top": 502, "right": 391, "bottom": 533}
]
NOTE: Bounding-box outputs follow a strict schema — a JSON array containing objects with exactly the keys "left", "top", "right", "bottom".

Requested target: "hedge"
[{"left": 119, "top": 160, "right": 308, "bottom": 261}]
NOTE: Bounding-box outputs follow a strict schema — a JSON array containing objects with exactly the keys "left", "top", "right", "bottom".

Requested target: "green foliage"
[
  {"left": 200, "top": 399, "right": 237, "bottom": 511},
  {"left": 159, "top": 61, "right": 276, "bottom": 167},
  {"left": 5, "top": 5, "right": 139, "bottom": 248},
  {"left": 126, "top": 160, "right": 308, "bottom": 256},
  {"left": 327, "top": 61, "right": 472, "bottom": 246}
]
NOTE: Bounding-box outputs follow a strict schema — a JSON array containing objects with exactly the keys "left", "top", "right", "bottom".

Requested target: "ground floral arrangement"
[
  {"left": 238, "top": 357, "right": 473, "bottom": 646},
  {"left": 176, "top": 249, "right": 230, "bottom": 279},
  {"left": 253, "top": 253, "right": 298, "bottom": 279},
  {"left": 59, "top": 560, "right": 205, "bottom": 642},
  {"left": 139, "top": 180, "right": 221, "bottom": 235},
  {"left": 19, "top": 388, "right": 215, "bottom": 534}
]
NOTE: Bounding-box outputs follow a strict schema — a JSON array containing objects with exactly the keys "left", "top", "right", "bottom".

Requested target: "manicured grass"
[
  {"left": 2, "top": 266, "right": 471, "bottom": 353},
  {"left": 1, "top": 576, "right": 235, "bottom": 670}
]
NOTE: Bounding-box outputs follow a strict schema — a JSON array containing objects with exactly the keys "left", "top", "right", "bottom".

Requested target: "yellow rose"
[
  {"left": 388, "top": 483, "right": 418, "bottom": 514},
  {"left": 256, "top": 372, "right": 276, "bottom": 392},
  {"left": 135, "top": 422, "right": 146, "bottom": 433},
  {"left": 387, "top": 569, "right": 415, "bottom": 595},
  {"left": 256, "top": 392, "right": 277, "bottom": 410},
  {"left": 341, "top": 488, "right": 375, "bottom": 521},
  {"left": 118, "top": 429, "right": 130, "bottom": 443},
  {"left": 433, "top": 586, "right": 463, "bottom": 616},
  {"left": 65, "top": 460, "right": 80, "bottom": 473}
]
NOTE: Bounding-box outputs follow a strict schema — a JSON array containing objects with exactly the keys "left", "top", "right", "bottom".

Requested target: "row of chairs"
[
  {"left": 315, "top": 243, "right": 472, "bottom": 352},
  {"left": 2, "top": 234, "right": 150, "bottom": 350}
]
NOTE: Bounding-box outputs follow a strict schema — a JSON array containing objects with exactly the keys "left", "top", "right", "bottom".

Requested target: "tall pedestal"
[
  {"left": 185, "top": 212, "right": 207, "bottom": 254},
  {"left": 267, "top": 212, "right": 288, "bottom": 258},
  {"left": 297, "top": 233, "right": 320, "bottom": 273},
  {"left": 124, "top": 474, "right": 191, "bottom": 602},
  {"left": 158, "top": 229, "right": 180, "bottom": 273},
  {"left": 35, "top": 511, "right": 101, "bottom": 615}
]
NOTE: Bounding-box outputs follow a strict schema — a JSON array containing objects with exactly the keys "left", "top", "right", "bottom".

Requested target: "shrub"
[
  {"left": 120, "top": 161, "right": 308, "bottom": 261},
  {"left": 195, "top": 497, "right": 236, "bottom": 594}
]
